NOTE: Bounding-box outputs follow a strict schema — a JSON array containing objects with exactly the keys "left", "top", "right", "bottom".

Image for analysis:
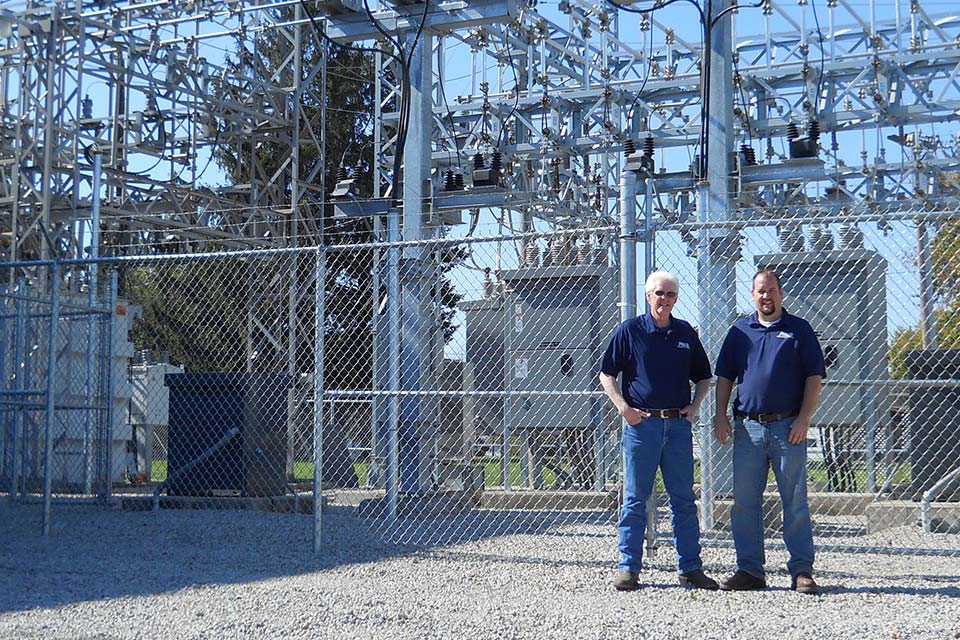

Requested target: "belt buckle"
[{"left": 758, "top": 412, "right": 775, "bottom": 422}]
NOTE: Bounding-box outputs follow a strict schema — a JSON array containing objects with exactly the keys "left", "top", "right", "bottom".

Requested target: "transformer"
[
  {"left": 756, "top": 247, "right": 889, "bottom": 491},
  {"left": 462, "top": 262, "right": 618, "bottom": 490}
]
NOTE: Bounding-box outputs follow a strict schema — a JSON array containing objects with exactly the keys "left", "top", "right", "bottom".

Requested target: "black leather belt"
[
  {"left": 642, "top": 408, "right": 682, "bottom": 419},
  {"left": 735, "top": 410, "right": 798, "bottom": 423}
]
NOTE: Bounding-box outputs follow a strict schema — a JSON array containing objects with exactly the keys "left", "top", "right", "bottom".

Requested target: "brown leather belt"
[
  {"left": 642, "top": 408, "right": 682, "bottom": 419},
  {"left": 736, "top": 410, "right": 798, "bottom": 423}
]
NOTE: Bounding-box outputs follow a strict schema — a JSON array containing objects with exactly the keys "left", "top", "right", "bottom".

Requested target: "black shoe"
[
  {"left": 613, "top": 570, "right": 639, "bottom": 591},
  {"left": 678, "top": 569, "right": 719, "bottom": 590},
  {"left": 719, "top": 570, "right": 767, "bottom": 591},
  {"left": 791, "top": 572, "right": 819, "bottom": 595}
]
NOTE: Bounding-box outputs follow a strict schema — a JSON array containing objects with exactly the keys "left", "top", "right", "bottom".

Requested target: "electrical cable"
[
  {"left": 732, "top": 48, "right": 753, "bottom": 146},
  {"left": 606, "top": 0, "right": 703, "bottom": 21},
  {"left": 608, "top": 0, "right": 708, "bottom": 178},
  {"left": 810, "top": 0, "right": 826, "bottom": 115},
  {"left": 298, "top": 0, "right": 403, "bottom": 66},
  {"left": 625, "top": 18, "right": 656, "bottom": 128},
  {"left": 127, "top": 114, "right": 168, "bottom": 176},
  {"left": 299, "top": 0, "right": 407, "bottom": 200},
  {"left": 698, "top": 0, "right": 710, "bottom": 180},
  {"left": 192, "top": 126, "right": 222, "bottom": 184},
  {"left": 710, "top": 0, "right": 763, "bottom": 29},
  {"left": 496, "top": 39, "right": 521, "bottom": 149},
  {"left": 361, "top": 0, "right": 414, "bottom": 201},
  {"left": 437, "top": 43, "right": 464, "bottom": 173}
]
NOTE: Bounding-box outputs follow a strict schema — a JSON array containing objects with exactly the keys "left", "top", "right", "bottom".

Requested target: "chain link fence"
[
  {"left": 321, "top": 226, "right": 621, "bottom": 546},
  {"left": 0, "top": 264, "right": 117, "bottom": 533},
  {"left": 2, "top": 212, "right": 959, "bottom": 557},
  {"left": 656, "top": 203, "right": 960, "bottom": 554}
]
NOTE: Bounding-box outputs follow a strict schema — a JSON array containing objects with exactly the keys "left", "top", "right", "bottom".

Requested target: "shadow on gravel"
[
  {"left": 0, "top": 501, "right": 615, "bottom": 614},
  {"left": 822, "top": 584, "right": 960, "bottom": 598}
]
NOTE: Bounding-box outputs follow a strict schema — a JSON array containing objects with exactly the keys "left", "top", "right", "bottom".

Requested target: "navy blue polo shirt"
[
  {"left": 714, "top": 310, "right": 826, "bottom": 415},
  {"left": 600, "top": 313, "right": 712, "bottom": 410}
]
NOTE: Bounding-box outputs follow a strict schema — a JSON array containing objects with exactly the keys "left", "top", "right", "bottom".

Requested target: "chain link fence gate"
[{"left": 0, "top": 263, "right": 118, "bottom": 534}]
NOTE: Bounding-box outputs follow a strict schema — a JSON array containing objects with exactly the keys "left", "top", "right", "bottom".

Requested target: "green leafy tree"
[
  {"left": 127, "top": 9, "right": 464, "bottom": 380},
  {"left": 890, "top": 219, "right": 960, "bottom": 377}
]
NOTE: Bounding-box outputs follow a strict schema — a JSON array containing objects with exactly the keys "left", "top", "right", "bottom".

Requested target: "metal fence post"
[
  {"left": 103, "top": 269, "right": 118, "bottom": 502},
  {"left": 313, "top": 247, "right": 325, "bottom": 555},
  {"left": 619, "top": 168, "right": 640, "bottom": 547},
  {"left": 84, "top": 151, "right": 101, "bottom": 494},
  {"left": 10, "top": 277, "right": 27, "bottom": 498},
  {"left": 386, "top": 209, "right": 400, "bottom": 520},
  {"left": 41, "top": 264, "right": 61, "bottom": 536}
]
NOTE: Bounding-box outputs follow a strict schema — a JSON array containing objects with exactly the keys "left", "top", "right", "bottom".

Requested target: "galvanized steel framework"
[
  {"left": 3, "top": 0, "right": 960, "bottom": 550},
  {"left": 5, "top": 0, "right": 960, "bottom": 342}
]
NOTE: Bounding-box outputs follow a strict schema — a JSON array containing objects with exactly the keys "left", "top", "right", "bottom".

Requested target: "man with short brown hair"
[{"left": 713, "top": 268, "right": 825, "bottom": 595}]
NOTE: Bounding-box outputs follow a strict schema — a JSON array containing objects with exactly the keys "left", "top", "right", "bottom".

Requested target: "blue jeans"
[
  {"left": 731, "top": 417, "right": 815, "bottom": 578},
  {"left": 618, "top": 417, "right": 702, "bottom": 574}
]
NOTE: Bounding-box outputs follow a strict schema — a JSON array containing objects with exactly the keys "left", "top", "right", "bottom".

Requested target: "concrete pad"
[
  {"left": 121, "top": 493, "right": 324, "bottom": 514},
  {"left": 866, "top": 500, "right": 960, "bottom": 534},
  {"left": 705, "top": 492, "right": 874, "bottom": 531},
  {"left": 479, "top": 490, "right": 617, "bottom": 512},
  {"left": 707, "top": 498, "right": 783, "bottom": 531},
  {"left": 358, "top": 490, "right": 481, "bottom": 520}
]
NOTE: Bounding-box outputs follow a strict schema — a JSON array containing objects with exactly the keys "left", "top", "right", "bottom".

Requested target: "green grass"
[
  {"left": 806, "top": 461, "right": 911, "bottom": 491},
  {"left": 152, "top": 460, "right": 167, "bottom": 482},
  {"left": 151, "top": 457, "right": 912, "bottom": 493},
  {"left": 292, "top": 461, "right": 368, "bottom": 486}
]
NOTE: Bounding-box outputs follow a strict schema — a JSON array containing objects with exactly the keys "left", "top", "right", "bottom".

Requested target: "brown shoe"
[
  {"left": 613, "top": 570, "right": 640, "bottom": 591},
  {"left": 719, "top": 570, "right": 767, "bottom": 591},
  {"left": 792, "top": 572, "right": 819, "bottom": 595},
  {"left": 678, "top": 569, "right": 719, "bottom": 590}
]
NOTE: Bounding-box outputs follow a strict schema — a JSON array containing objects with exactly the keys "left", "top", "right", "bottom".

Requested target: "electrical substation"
[{"left": 3, "top": 0, "right": 960, "bottom": 542}]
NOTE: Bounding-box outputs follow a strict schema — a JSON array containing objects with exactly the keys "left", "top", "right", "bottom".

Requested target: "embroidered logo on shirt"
[
  {"left": 677, "top": 341, "right": 690, "bottom": 349},
  {"left": 776, "top": 331, "right": 794, "bottom": 339}
]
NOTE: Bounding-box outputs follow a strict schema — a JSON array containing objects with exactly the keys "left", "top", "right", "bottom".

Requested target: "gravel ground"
[{"left": 1, "top": 500, "right": 959, "bottom": 640}]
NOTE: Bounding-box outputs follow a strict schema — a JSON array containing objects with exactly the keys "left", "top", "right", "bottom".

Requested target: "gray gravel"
[{"left": 1, "top": 500, "right": 959, "bottom": 640}]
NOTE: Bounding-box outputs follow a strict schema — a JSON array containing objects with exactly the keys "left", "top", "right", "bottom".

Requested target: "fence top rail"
[
  {"left": 0, "top": 244, "right": 318, "bottom": 270},
  {"left": 319, "top": 378, "right": 960, "bottom": 398},
  {"left": 658, "top": 208, "right": 960, "bottom": 233},
  {"left": 323, "top": 226, "right": 617, "bottom": 253},
  {"left": 0, "top": 226, "right": 617, "bottom": 269}
]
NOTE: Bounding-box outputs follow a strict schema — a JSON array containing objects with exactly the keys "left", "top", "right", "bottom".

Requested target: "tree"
[
  {"left": 127, "top": 7, "right": 464, "bottom": 382},
  {"left": 889, "top": 219, "right": 960, "bottom": 377}
]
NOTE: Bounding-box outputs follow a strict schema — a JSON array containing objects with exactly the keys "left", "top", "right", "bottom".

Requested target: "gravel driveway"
[{"left": 1, "top": 501, "right": 958, "bottom": 639}]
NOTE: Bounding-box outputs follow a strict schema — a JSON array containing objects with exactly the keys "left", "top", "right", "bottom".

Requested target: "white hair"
[{"left": 644, "top": 270, "right": 680, "bottom": 293}]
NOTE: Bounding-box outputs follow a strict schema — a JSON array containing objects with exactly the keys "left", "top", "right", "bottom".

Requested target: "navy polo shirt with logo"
[
  {"left": 600, "top": 313, "right": 712, "bottom": 410},
  {"left": 714, "top": 310, "right": 826, "bottom": 415}
]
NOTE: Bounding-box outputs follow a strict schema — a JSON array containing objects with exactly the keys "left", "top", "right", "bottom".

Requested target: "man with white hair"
[{"left": 599, "top": 270, "right": 717, "bottom": 591}]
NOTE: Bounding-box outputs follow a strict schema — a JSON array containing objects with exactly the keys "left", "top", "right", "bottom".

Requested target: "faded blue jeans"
[
  {"left": 731, "top": 416, "right": 815, "bottom": 579},
  {"left": 618, "top": 416, "right": 703, "bottom": 574}
]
